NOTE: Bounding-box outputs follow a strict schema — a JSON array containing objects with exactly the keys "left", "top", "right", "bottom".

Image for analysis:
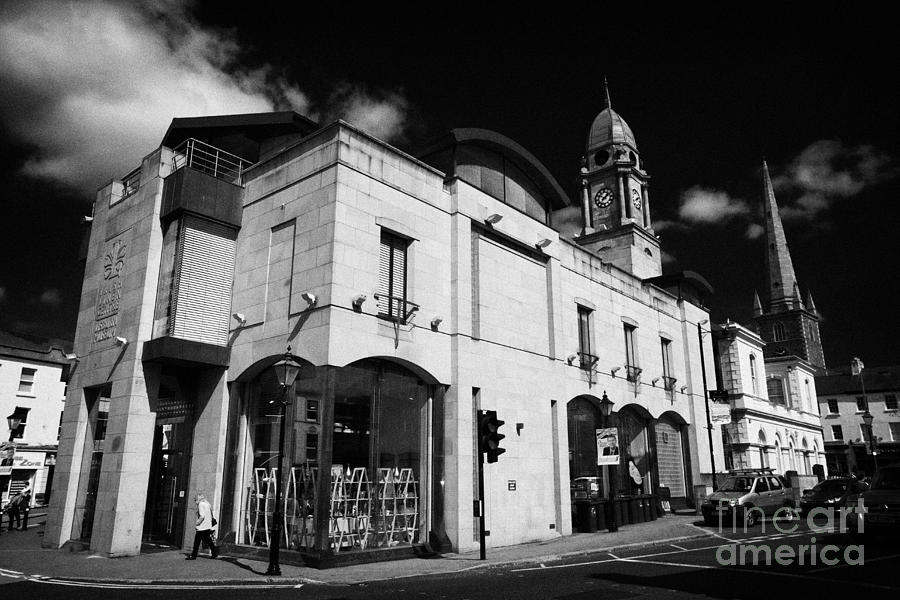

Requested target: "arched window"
[
  {"left": 774, "top": 437, "right": 784, "bottom": 473},
  {"left": 757, "top": 430, "right": 769, "bottom": 468},
  {"left": 802, "top": 438, "right": 811, "bottom": 474},
  {"left": 773, "top": 322, "right": 786, "bottom": 341},
  {"left": 749, "top": 354, "right": 759, "bottom": 396}
]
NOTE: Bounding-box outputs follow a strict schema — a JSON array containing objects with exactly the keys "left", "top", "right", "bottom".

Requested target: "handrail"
[
  {"left": 373, "top": 293, "right": 419, "bottom": 324},
  {"left": 171, "top": 138, "right": 250, "bottom": 184}
]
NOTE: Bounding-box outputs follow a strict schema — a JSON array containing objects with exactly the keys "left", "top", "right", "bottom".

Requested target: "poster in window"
[{"left": 596, "top": 427, "right": 620, "bottom": 465}]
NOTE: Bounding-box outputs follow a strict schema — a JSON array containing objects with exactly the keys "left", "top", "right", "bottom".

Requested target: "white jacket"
[{"left": 195, "top": 499, "right": 214, "bottom": 531}]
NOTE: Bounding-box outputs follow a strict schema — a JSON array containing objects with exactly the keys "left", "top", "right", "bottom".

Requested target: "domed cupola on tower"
[{"left": 575, "top": 79, "right": 660, "bottom": 279}]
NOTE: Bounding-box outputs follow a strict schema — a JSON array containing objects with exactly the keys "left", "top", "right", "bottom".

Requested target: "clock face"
[
  {"left": 594, "top": 187, "right": 613, "bottom": 208},
  {"left": 631, "top": 189, "right": 642, "bottom": 210}
]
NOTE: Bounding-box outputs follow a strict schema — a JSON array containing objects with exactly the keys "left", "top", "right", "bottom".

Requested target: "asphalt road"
[{"left": 2, "top": 519, "right": 899, "bottom": 599}]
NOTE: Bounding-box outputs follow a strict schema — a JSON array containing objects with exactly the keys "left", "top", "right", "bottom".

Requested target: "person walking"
[
  {"left": 5, "top": 490, "right": 24, "bottom": 532},
  {"left": 19, "top": 486, "right": 32, "bottom": 530},
  {"left": 186, "top": 492, "right": 219, "bottom": 560}
]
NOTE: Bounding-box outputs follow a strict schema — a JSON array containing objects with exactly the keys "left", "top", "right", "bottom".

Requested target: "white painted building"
[{"left": 0, "top": 331, "right": 70, "bottom": 506}]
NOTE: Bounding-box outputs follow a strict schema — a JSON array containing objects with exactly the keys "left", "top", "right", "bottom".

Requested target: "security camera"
[
  {"left": 301, "top": 292, "right": 317, "bottom": 307},
  {"left": 115, "top": 337, "right": 128, "bottom": 347},
  {"left": 232, "top": 313, "right": 247, "bottom": 325}
]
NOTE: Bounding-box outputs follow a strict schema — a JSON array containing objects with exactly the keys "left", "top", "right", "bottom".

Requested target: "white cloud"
[
  {"left": 325, "top": 84, "right": 410, "bottom": 143},
  {"left": 775, "top": 139, "right": 898, "bottom": 222},
  {"left": 40, "top": 288, "right": 62, "bottom": 307},
  {"left": 551, "top": 205, "right": 583, "bottom": 238},
  {"left": 0, "top": 1, "right": 410, "bottom": 193},
  {"left": 678, "top": 186, "right": 750, "bottom": 224},
  {"left": 745, "top": 223, "right": 764, "bottom": 239}
]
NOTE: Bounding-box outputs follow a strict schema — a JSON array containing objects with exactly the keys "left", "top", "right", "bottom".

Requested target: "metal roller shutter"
[
  {"left": 655, "top": 419, "right": 686, "bottom": 497},
  {"left": 169, "top": 215, "right": 236, "bottom": 345}
]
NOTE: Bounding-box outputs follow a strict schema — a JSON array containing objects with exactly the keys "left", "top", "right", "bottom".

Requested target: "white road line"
[
  {"left": 621, "top": 558, "right": 714, "bottom": 569},
  {"left": 607, "top": 553, "right": 618, "bottom": 559},
  {"left": 670, "top": 545, "right": 687, "bottom": 551},
  {"left": 27, "top": 578, "right": 305, "bottom": 590}
]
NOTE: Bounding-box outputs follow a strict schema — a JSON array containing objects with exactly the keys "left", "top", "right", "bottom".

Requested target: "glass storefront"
[{"left": 228, "top": 358, "right": 442, "bottom": 556}]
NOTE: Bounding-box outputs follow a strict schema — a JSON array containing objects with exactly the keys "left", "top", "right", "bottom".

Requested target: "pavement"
[{"left": 0, "top": 509, "right": 713, "bottom": 586}]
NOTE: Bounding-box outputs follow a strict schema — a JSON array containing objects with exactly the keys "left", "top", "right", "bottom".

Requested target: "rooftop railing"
[{"left": 171, "top": 138, "right": 250, "bottom": 184}]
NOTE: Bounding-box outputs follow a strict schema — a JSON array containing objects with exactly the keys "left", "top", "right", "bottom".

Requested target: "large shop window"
[
  {"left": 238, "top": 360, "right": 439, "bottom": 555},
  {"left": 73, "top": 384, "right": 111, "bottom": 541}
]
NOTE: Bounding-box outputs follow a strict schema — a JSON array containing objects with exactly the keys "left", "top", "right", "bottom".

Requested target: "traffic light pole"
[{"left": 477, "top": 409, "right": 487, "bottom": 560}]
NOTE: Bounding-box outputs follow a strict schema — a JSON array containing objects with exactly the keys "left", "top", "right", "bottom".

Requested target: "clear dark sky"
[{"left": 1, "top": 2, "right": 897, "bottom": 369}]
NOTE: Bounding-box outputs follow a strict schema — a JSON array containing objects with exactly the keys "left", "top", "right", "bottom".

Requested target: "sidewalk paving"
[{"left": 0, "top": 514, "right": 712, "bottom": 586}]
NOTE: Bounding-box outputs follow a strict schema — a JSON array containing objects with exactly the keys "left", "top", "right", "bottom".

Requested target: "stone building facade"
[{"left": 45, "top": 95, "right": 721, "bottom": 561}]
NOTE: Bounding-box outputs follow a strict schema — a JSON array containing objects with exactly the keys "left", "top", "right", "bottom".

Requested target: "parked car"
[
  {"left": 701, "top": 468, "right": 794, "bottom": 527},
  {"left": 799, "top": 477, "right": 867, "bottom": 517},
  {"left": 845, "top": 464, "right": 900, "bottom": 537}
]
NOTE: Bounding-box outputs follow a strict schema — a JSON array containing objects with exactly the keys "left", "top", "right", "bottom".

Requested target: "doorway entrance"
[{"left": 143, "top": 376, "right": 194, "bottom": 546}]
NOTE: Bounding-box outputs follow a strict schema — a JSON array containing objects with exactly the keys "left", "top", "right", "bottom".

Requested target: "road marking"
[
  {"left": 670, "top": 545, "right": 687, "bottom": 551},
  {"left": 25, "top": 578, "right": 306, "bottom": 590},
  {"left": 607, "top": 553, "right": 619, "bottom": 559},
  {"left": 621, "top": 558, "right": 714, "bottom": 569}
]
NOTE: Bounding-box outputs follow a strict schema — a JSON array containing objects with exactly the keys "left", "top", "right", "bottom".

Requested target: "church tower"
[
  {"left": 574, "top": 80, "right": 661, "bottom": 279},
  {"left": 751, "top": 160, "right": 826, "bottom": 371}
]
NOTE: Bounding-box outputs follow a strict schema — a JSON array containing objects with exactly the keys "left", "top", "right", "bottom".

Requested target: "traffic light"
[{"left": 479, "top": 410, "right": 506, "bottom": 463}]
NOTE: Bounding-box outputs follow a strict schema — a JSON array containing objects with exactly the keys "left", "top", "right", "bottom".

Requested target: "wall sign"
[
  {"left": 508, "top": 480, "right": 517, "bottom": 491},
  {"left": 93, "top": 234, "right": 129, "bottom": 345}
]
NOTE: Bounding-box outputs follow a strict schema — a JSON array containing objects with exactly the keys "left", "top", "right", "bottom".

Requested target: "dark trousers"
[
  {"left": 190, "top": 528, "right": 218, "bottom": 558},
  {"left": 6, "top": 507, "right": 20, "bottom": 531}
]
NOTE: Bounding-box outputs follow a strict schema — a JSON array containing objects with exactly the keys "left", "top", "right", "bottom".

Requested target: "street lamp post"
[
  {"left": 697, "top": 320, "right": 718, "bottom": 491},
  {"left": 265, "top": 348, "right": 302, "bottom": 577},
  {"left": 7, "top": 415, "right": 22, "bottom": 442},
  {"left": 861, "top": 409, "right": 880, "bottom": 474},
  {"left": 599, "top": 391, "right": 618, "bottom": 533}
]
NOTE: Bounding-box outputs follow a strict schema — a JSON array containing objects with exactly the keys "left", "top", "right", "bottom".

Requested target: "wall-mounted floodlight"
[
  {"left": 232, "top": 313, "right": 247, "bottom": 325},
  {"left": 485, "top": 213, "right": 503, "bottom": 225},
  {"left": 430, "top": 316, "right": 443, "bottom": 328},
  {"left": 82, "top": 216, "right": 93, "bottom": 223},
  {"left": 65, "top": 353, "right": 78, "bottom": 361},
  {"left": 352, "top": 294, "right": 367, "bottom": 309},
  {"left": 651, "top": 377, "right": 660, "bottom": 386},
  {"left": 566, "top": 353, "right": 578, "bottom": 365},
  {"left": 680, "top": 385, "right": 689, "bottom": 393},
  {"left": 610, "top": 366, "right": 621, "bottom": 377},
  {"left": 115, "top": 337, "right": 128, "bottom": 347},
  {"left": 301, "top": 292, "right": 317, "bottom": 307},
  {"left": 536, "top": 238, "right": 552, "bottom": 249}
]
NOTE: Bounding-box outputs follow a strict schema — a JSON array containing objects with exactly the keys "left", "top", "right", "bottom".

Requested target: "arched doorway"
[
  {"left": 616, "top": 404, "right": 654, "bottom": 496},
  {"left": 655, "top": 412, "right": 689, "bottom": 506},
  {"left": 227, "top": 356, "right": 443, "bottom": 557}
]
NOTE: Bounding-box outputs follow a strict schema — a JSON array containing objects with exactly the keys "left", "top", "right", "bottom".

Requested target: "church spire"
[
  {"left": 753, "top": 290, "right": 763, "bottom": 317},
  {"left": 762, "top": 160, "right": 799, "bottom": 311},
  {"left": 603, "top": 77, "right": 612, "bottom": 110}
]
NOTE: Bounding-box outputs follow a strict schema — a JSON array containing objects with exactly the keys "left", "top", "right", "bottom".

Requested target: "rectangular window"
[
  {"left": 377, "top": 231, "right": 410, "bottom": 322},
  {"left": 767, "top": 378, "right": 786, "bottom": 405},
  {"left": 831, "top": 424, "right": 843, "bottom": 441},
  {"left": 18, "top": 367, "right": 36, "bottom": 394},
  {"left": 577, "top": 306, "right": 594, "bottom": 370},
  {"left": 624, "top": 324, "right": 641, "bottom": 381},
  {"left": 885, "top": 394, "right": 898, "bottom": 411},
  {"left": 58, "top": 410, "right": 64, "bottom": 441},
  {"left": 890, "top": 422, "right": 900, "bottom": 442},
  {"left": 660, "top": 338, "right": 676, "bottom": 390},
  {"left": 306, "top": 398, "right": 319, "bottom": 422},
  {"left": 9, "top": 406, "right": 30, "bottom": 439},
  {"left": 305, "top": 433, "right": 319, "bottom": 461},
  {"left": 827, "top": 399, "right": 839, "bottom": 414},
  {"left": 856, "top": 396, "right": 868, "bottom": 412}
]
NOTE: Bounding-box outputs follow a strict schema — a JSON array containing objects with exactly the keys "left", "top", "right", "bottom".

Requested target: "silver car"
[{"left": 701, "top": 469, "right": 794, "bottom": 527}]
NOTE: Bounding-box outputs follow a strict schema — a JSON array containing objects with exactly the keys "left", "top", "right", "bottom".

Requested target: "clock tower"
[{"left": 574, "top": 80, "right": 661, "bottom": 279}]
